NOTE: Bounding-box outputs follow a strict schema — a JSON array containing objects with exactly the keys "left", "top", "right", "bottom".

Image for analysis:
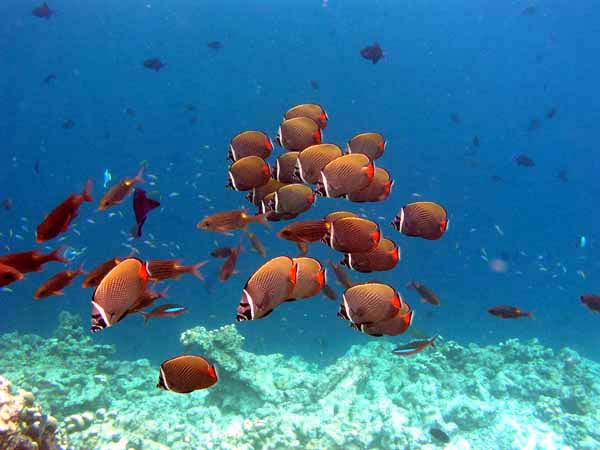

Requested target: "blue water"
[{"left": 1, "top": 0, "right": 599, "bottom": 369}]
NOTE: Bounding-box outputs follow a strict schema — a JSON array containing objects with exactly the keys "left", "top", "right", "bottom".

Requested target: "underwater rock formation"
[{"left": 0, "top": 312, "right": 599, "bottom": 449}]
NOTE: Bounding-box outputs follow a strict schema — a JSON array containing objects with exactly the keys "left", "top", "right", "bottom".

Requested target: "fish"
[
  {"left": 246, "top": 179, "right": 287, "bottom": 207},
  {"left": 342, "top": 238, "right": 399, "bottom": 273},
  {"left": 284, "top": 104, "right": 328, "bottom": 129},
  {"left": 514, "top": 154, "right": 535, "bottom": 167},
  {"left": 32, "top": 2, "right": 53, "bottom": 18},
  {"left": 0, "top": 263, "right": 24, "bottom": 287},
  {"left": 207, "top": 41, "right": 223, "bottom": 50},
  {"left": 82, "top": 257, "right": 121, "bottom": 288},
  {"left": 236, "top": 256, "right": 298, "bottom": 321},
  {"left": 430, "top": 427, "right": 450, "bottom": 444},
  {"left": 287, "top": 257, "right": 326, "bottom": 300},
  {"left": 0, "top": 248, "right": 67, "bottom": 274},
  {"left": 488, "top": 305, "right": 532, "bottom": 319},
  {"left": 327, "top": 259, "right": 354, "bottom": 289},
  {"left": 324, "top": 211, "right": 358, "bottom": 223},
  {"left": 103, "top": 169, "right": 112, "bottom": 188},
  {"left": 392, "top": 335, "right": 438, "bottom": 356},
  {"left": 527, "top": 119, "right": 541, "bottom": 132},
  {"left": 338, "top": 282, "right": 402, "bottom": 326},
  {"left": 228, "top": 156, "right": 271, "bottom": 191},
  {"left": 521, "top": 5, "right": 537, "bottom": 16},
  {"left": 407, "top": 281, "right": 440, "bottom": 306},
  {"left": 323, "top": 217, "right": 381, "bottom": 253},
  {"left": 99, "top": 166, "right": 145, "bottom": 211},
  {"left": 546, "top": 107, "right": 558, "bottom": 119},
  {"left": 210, "top": 247, "right": 234, "bottom": 258},
  {"left": 276, "top": 117, "right": 322, "bottom": 151},
  {"left": 295, "top": 144, "right": 342, "bottom": 184},
  {"left": 315, "top": 154, "right": 375, "bottom": 198},
  {"left": 360, "top": 42, "right": 384, "bottom": 64},
  {"left": 2, "top": 198, "right": 13, "bottom": 211},
  {"left": 157, "top": 355, "right": 218, "bottom": 393},
  {"left": 140, "top": 304, "right": 188, "bottom": 325},
  {"left": 129, "top": 286, "right": 170, "bottom": 313},
  {"left": 148, "top": 259, "right": 208, "bottom": 282},
  {"left": 36, "top": 179, "right": 93, "bottom": 243},
  {"left": 125, "top": 108, "right": 136, "bottom": 117},
  {"left": 472, "top": 136, "right": 480, "bottom": 147},
  {"left": 346, "top": 132, "right": 386, "bottom": 160},
  {"left": 296, "top": 242, "right": 309, "bottom": 257},
  {"left": 228, "top": 131, "right": 273, "bottom": 162},
  {"left": 322, "top": 283, "right": 337, "bottom": 301},
  {"left": 132, "top": 189, "right": 160, "bottom": 238},
  {"left": 43, "top": 74, "right": 56, "bottom": 84},
  {"left": 277, "top": 220, "right": 330, "bottom": 243},
  {"left": 91, "top": 257, "right": 150, "bottom": 332},
  {"left": 556, "top": 169, "right": 568, "bottom": 183},
  {"left": 310, "top": 80, "right": 319, "bottom": 91},
  {"left": 359, "top": 302, "right": 414, "bottom": 337},
  {"left": 245, "top": 231, "right": 266, "bottom": 257},
  {"left": 273, "top": 152, "right": 301, "bottom": 184},
  {"left": 34, "top": 266, "right": 84, "bottom": 299},
  {"left": 143, "top": 58, "right": 165, "bottom": 71},
  {"left": 346, "top": 167, "right": 392, "bottom": 203},
  {"left": 580, "top": 294, "right": 600, "bottom": 313},
  {"left": 268, "top": 184, "right": 315, "bottom": 216},
  {"left": 197, "top": 210, "right": 268, "bottom": 233},
  {"left": 62, "top": 120, "right": 75, "bottom": 130},
  {"left": 392, "top": 201, "right": 449, "bottom": 240},
  {"left": 219, "top": 243, "right": 243, "bottom": 282}
]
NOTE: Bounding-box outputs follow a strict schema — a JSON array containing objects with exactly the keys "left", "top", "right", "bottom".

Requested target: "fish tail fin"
[
  {"left": 82, "top": 179, "right": 93, "bottom": 202},
  {"left": 191, "top": 261, "right": 208, "bottom": 281},
  {"left": 50, "top": 247, "right": 69, "bottom": 264},
  {"left": 133, "top": 165, "right": 146, "bottom": 184}
]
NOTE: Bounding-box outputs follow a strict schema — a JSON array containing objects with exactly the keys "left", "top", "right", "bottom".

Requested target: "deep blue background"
[{"left": 1, "top": 0, "right": 599, "bottom": 365}]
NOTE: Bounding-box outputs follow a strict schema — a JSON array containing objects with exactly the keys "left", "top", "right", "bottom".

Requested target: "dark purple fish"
[
  {"left": 360, "top": 42, "right": 384, "bottom": 64},
  {"left": 143, "top": 58, "right": 165, "bottom": 71},
  {"left": 514, "top": 154, "right": 535, "bottom": 167},
  {"left": 43, "top": 74, "right": 56, "bottom": 84},
  {"left": 546, "top": 107, "right": 558, "bottom": 119},
  {"left": 132, "top": 189, "right": 160, "bottom": 238},
  {"left": 2, "top": 198, "right": 13, "bottom": 211},
  {"left": 207, "top": 41, "right": 223, "bottom": 50},
  {"left": 32, "top": 2, "right": 53, "bottom": 18}
]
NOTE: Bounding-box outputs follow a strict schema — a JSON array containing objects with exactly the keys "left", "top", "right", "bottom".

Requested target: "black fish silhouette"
[
  {"left": 132, "top": 189, "right": 160, "bottom": 238},
  {"left": 360, "top": 43, "right": 384, "bottom": 64},
  {"left": 143, "top": 58, "right": 165, "bottom": 71},
  {"left": 207, "top": 41, "right": 223, "bottom": 50}
]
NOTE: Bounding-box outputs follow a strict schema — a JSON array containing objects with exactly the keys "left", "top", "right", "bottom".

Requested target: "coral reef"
[{"left": 0, "top": 311, "right": 599, "bottom": 449}]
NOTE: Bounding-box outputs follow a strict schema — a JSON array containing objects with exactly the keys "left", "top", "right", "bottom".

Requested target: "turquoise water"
[{"left": 1, "top": 0, "right": 599, "bottom": 448}]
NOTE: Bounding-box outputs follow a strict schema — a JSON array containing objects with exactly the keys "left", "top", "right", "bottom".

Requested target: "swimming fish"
[
  {"left": 407, "top": 281, "right": 440, "bottom": 306},
  {"left": 287, "top": 257, "right": 326, "bottom": 300},
  {"left": 140, "top": 304, "right": 188, "bottom": 325},
  {"left": 245, "top": 231, "right": 266, "bottom": 257},
  {"left": 34, "top": 266, "right": 84, "bottom": 299},
  {"left": 236, "top": 256, "right": 298, "bottom": 321},
  {"left": 99, "top": 166, "right": 144, "bottom": 211},
  {"left": 147, "top": 259, "right": 207, "bottom": 282},
  {"left": 338, "top": 282, "right": 401, "bottom": 326},
  {"left": 219, "top": 243, "right": 243, "bottom": 282},
  {"left": 270, "top": 184, "right": 315, "bottom": 216},
  {"left": 0, "top": 263, "right": 24, "bottom": 288},
  {"left": 158, "top": 355, "right": 218, "bottom": 393},
  {"left": 273, "top": 152, "right": 301, "bottom": 184},
  {"left": 36, "top": 179, "right": 93, "bottom": 243},
  {"left": 546, "top": 107, "right": 558, "bottom": 119},
  {"left": 488, "top": 305, "right": 532, "bottom": 319},
  {"left": 0, "top": 248, "right": 67, "bottom": 274},
  {"left": 514, "top": 154, "right": 535, "bottom": 167},
  {"left": 103, "top": 169, "right": 112, "bottom": 188},
  {"left": 472, "top": 136, "right": 480, "bottom": 147},
  {"left": 324, "top": 211, "right": 358, "bottom": 223},
  {"left": 82, "top": 257, "right": 121, "bottom": 288},
  {"left": 277, "top": 220, "right": 330, "bottom": 243},
  {"left": 246, "top": 179, "right": 287, "bottom": 207},
  {"left": 132, "top": 189, "right": 160, "bottom": 238},
  {"left": 129, "top": 286, "right": 170, "bottom": 313},
  {"left": 197, "top": 210, "right": 268, "bottom": 233},
  {"left": 295, "top": 144, "right": 342, "bottom": 184},
  {"left": 207, "top": 41, "right": 223, "bottom": 50},
  {"left": 580, "top": 294, "right": 600, "bottom": 313},
  {"left": 429, "top": 427, "right": 450, "bottom": 444},
  {"left": 228, "top": 156, "right": 271, "bottom": 191},
  {"left": 284, "top": 104, "right": 328, "bottom": 129},
  {"left": 276, "top": 117, "right": 322, "bottom": 151},
  {"left": 327, "top": 259, "right": 354, "bottom": 289},
  {"left": 346, "top": 167, "right": 392, "bottom": 203},
  {"left": 210, "top": 247, "right": 234, "bottom": 258},
  {"left": 359, "top": 302, "right": 414, "bottom": 337},
  {"left": 91, "top": 257, "right": 150, "bottom": 332},
  {"left": 346, "top": 132, "right": 386, "bottom": 160},
  {"left": 143, "top": 58, "right": 165, "bottom": 71},
  {"left": 392, "top": 335, "right": 438, "bottom": 356},
  {"left": 228, "top": 131, "right": 273, "bottom": 162},
  {"left": 392, "top": 201, "right": 448, "bottom": 240},
  {"left": 360, "top": 43, "right": 384, "bottom": 64},
  {"left": 322, "top": 283, "right": 337, "bottom": 301},
  {"left": 315, "top": 154, "right": 375, "bottom": 198},
  {"left": 342, "top": 238, "right": 399, "bottom": 273},
  {"left": 32, "top": 2, "right": 53, "bottom": 18},
  {"left": 323, "top": 217, "right": 381, "bottom": 253}
]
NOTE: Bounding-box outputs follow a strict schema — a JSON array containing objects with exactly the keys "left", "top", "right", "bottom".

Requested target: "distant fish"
[
  {"left": 514, "top": 154, "right": 535, "bottom": 167},
  {"left": 360, "top": 42, "right": 384, "bottom": 64},
  {"left": 407, "top": 281, "right": 440, "bottom": 306},
  {"left": 132, "top": 189, "right": 160, "bottom": 238},
  {"left": 392, "top": 335, "right": 438, "bottom": 356},
  {"left": 310, "top": 80, "right": 320, "bottom": 91},
  {"left": 488, "top": 305, "right": 532, "bottom": 319},
  {"left": 34, "top": 160, "right": 40, "bottom": 175},
  {"left": 527, "top": 119, "right": 541, "bottom": 132},
  {"left": 450, "top": 113, "right": 461, "bottom": 125},
  {"left": 157, "top": 355, "right": 218, "bottom": 393},
  {"left": 43, "top": 74, "right": 56, "bottom": 84},
  {"left": 143, "top": 58, "right": 166, "bottom": 71},
  {"left": 556, "top": 169, "right": 568, "bottom": 183},
  {"left": 322, "top": 283, "right": 337, "bottom": 301},
  {"left": 32, "top": 2, "right": 53, "bottom": 18},
  {"left": 125, "top": 108, "right": 136, "bottom": 117},
  {"left": 140, "top": 304, "right": 188, "bottom": 325},
  {"left": 210, "top": 247, "right": 234, "bottom": 258},
  {"left": 472, "top": 136, "right": 480, "bottom": 147},
  {"left": 219, "top": 243, "right": 242, "bottom": 282},
  {"left": 430, "top": 427, "right": 450, "bottom": 443},
  {"left": 491, "top": 175, "right": 503, "bottom": 182},
  {"left": 327, "top": 259, "right": 354, "bottom": 289},
  {"left": 2, "top": 198, "right": 13, "bottom": 211},
  {"left": 245, "top": 231, "right": 266, "bottom": 257},
  {"left": 546, "top": 107, "right": 558, "bottom": 119},
  {"left": 62, "top": 119, "right": 75, "bottom": 129},
  {"left": 521, "top": 5, "right": 537, "bottom": 16},
  {"left": 580, "top": 294, "right": 600, "bottom": 313},
  {"left": 207, "top": 41, "right": 223, "bottom": 50}
]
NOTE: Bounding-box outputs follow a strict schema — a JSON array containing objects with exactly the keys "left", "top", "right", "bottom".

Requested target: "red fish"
[
  {"left": 132, "top": 189, "right": 160, "bottom": 238},
  {"left": 0, "top": 248, "right": 67, "bottom": 274},
  {"left": 32, "top": 2, "right": 53, "bottom": 18},
  {"left": 580, "top": 294, "right": 600, "bottom": 313},
  {"left": 99, "top": 166, "right": 144, "bottom": 211},
  {"left": 148, "top": 259, "right": 207, "bottom": 282},
  {"left": 360, "top": 42, "right": 384, "bottom": 64},
  {"left": 488, "top": 306, "right": 532, "bottom": 319},
  {"left": 34, "top": 266, "right": 84, "bottom": 299},
  {"left": 0, "top": 263, "right": 24, "bottom": 287},
  {"left": 36, "top": 180, "right": 93, "bottom": 243},
  {"left": 219, "top": 244, "right": 243, "bottom": 282}
]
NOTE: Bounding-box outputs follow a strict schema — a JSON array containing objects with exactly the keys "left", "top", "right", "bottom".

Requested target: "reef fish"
[
  {"left": 514, "top": 154, "right": 535, "bottom": 167},
  {"left": 407, "top": 281, "right": 440, "bottom": 306},
  {"left": 327, "top": 259, "right": 354, "bottom": 289},
  {"left": 219, "top": 243, "right": 242, "bottom": 282},
  {"left": 0, "top": 263, "right": 24, "bottom": 287},
  {"left": 488, "top": 305, "right": 532, "bottom": 319},
  {"left": 143, "top": 58, "right": 165, "bottom": 71},
  {"left": 284, "top": 103, "right": 328, "bottom": 129},
  {"left": 36, "top": 180, "right": 93, "bottom": 243},
  {"left": 228, "top": 156, "right": 271, "bottom": 191},
  {"left": 295, "top": 144, "right": 342, "bottom": 185},
  {"left": 141, "top": 304, "right": 188, "bottom": 325},
  {"left": 197, "top": 210, "right": 267, "bottom": 233},
  {"left": 323, "top": 217, "right": 381, "bottom": 253},
  {"left": 341, "top": 238, "right": 399, "bottom": 273},
  {"left": 277, "top": 220, "right": 329, "bottom": 243},
  {"left": 360, "top": 42, "right": 384, "bottom": 64},
  {"left": 273, "top": 152, "right": 301, "bottom": 184},
  {"left": 228, "top": 131, "right": 273, "bottom": 162},
  {"left": 339, "top": 282, "right": 402, "bottom": 326},
  {"left": 392, "top": 201, "right": 448, "bottom": 240},
  {"left": 359, "top": 302, "right": 413, "bottom": 337},
  {"left": 430, "top": 427, "right": 450, "bottom": 443},
  {"left": 346, "top": 167, "right": 392, "bottom": 203},
  {"left": 148, "top": 259, "right": 207, "bottom": 282},
  {"left": 32, "top": 2, "right": 53, "bottom": 18},
  {"left": 132, "top": 189, "right": 160, "bottom": 238},
  {"left": 287, "top": 257, "right": 326, "bottom": 300},
  {"left": 158, "top": 355, "right": 218, "bottom": 393},
  {"left": 99, "top": 166, "right": 144, "bottom": 211},
  {"left": 346, "top": 132, "right": 386, "bottom": 160},
  {"left": 34, "top": 266, "right": 84, "bottom": 299},
  {"left": 392, "top": 335, "right": 438, "bottom": 356},
  {"left": 82, "top": 257, "right": 120, "bottom": 288},
  {"left": 276, "top": 117, "right": 322, "bottom": 151},
  {"left": 315, "top": 154, "right": 375, "bottom": 198},
  {"left": 0, "top": 248, "right": 67, "bottom": 274},
  {"left": 580, "top": 294, "right": 600, "bottom": 313}
]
